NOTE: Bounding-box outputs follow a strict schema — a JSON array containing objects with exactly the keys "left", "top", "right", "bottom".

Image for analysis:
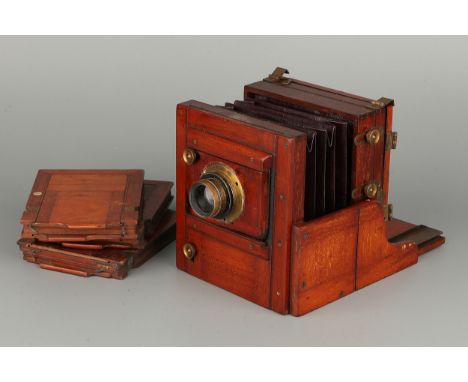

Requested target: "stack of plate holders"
[{"left": 18, "top": 169, "right": 175, "bottom": 279}]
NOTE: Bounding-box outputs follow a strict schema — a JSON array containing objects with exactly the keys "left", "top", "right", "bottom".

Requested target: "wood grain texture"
[
  {"left": 245, "top": 81, "right": 376, "bottom": 119},
  {"left": 20, "top": 169, "right": 52, "bottom": 226},
  {"left": 184, "top": 151, "right": 270, "bottom": 240},
  {"left": 176, "top": 75, "right": 445, "bottom": 315},
  {"left": 186, "top": 215, "right": 269, "bottom": 260},
  {"left": 176, "top": 104, "right": 189, "bottom": 272},
  {"left": 21, "top": 228, "right": 140, "bottom": 245},
  {"left": 39, "top": 264, "right": 91, "bottom": 278},
  {"left": 22, "top": 169, "right": 144, "bottom": 239},
  {"left": 21, "top": 178, "right": 172, "bottom": 248},
  {"left": 285, "top": 79, "right": 374, "bottom": 104},
  {"left": 184, "top": 227, "right": 270, "bottom": 308},
  {"left": 386, "top": 218, "right": 445, "bottom": 257},
  {"left": 187, "top": 103, "right": 276, "bottom": 153},
  {"left": 177, "top": 103, "right": 305, "bottom": 313},
  {"left": 416, "top": 236, "right": 445, "bottom": 256},
  {"left": 21, "top": 241, "right": 128, "bottom": 279},
  {"left": 19, "top": 179, "right": 175, "bottom": 279},
  {"left": 291, "top": 206, "right": 359, "bottom": 316},
  {"left": 270, "top": 134, "right": 306, "bottom": 314},
  {"left": 132, "top": 210, "right": 176, "bottom": 268},
  {"left": 356, "top": 201, "right": 418, "bottom": 289},
  {"left": 244, "top": 79, "right": 388, "bottom": 205},
  {"left": 184, "top": 100, "right": 304, "bottom": 153},
  {"left": 290, "top": 201, "right": 429, "bottom": 316},
  {"left": 19, "top": 210, "right": 175, "bottom": 280},
  {"left": 187, "top": 127, "right": 273, "bottom": 172},
  {"left": 386, "top": 218, "right": 416, "bottom": 239}
]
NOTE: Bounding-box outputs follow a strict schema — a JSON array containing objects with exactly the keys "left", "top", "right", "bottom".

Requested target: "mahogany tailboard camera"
[{"left": 176, "top": 68, "right": 445, "bottom": 316}]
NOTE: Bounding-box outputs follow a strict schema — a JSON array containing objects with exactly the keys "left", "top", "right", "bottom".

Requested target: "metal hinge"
[
  {"left": 385, "top": 131, "right": 398, "bottom": 151},
  {"left": 264, "top": 67, "right": 291, "bottom": 85},
  {"left": 384, "top": 203, "right": 393, "bottom": 221}
]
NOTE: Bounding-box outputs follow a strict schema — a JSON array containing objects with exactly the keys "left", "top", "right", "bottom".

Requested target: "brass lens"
[
  {"left": 188, "top": 162, "right": 244, "bottom": 223},
  {"left": 189, "top": 177, "right": 228, "bottom": 218}
]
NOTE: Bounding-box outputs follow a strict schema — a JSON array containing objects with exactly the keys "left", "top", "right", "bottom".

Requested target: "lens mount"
[
  {"left": 188, "top": 162, "right": 244, "bottom": 223},
  {"left": 189, "top": 176, "right": 229, "bottom": 218}
]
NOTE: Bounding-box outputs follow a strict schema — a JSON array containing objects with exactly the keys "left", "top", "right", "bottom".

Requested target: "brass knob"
[
  {"left": 364, "top": 183, "right": 378, "bottom": 199},
  {"left": 182, "top": 148, "right": 197, "bottom": 165},
  {"left": 183, "top": 243, "right": 196, "bottom": 260},
  {"left": 365, "top": 129, "right": 381, "bottom": 145}
]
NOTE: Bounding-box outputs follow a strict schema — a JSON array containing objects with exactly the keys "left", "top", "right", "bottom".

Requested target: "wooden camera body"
[{"left": 176, "top": 68, "right": 444, "bottom": 316}]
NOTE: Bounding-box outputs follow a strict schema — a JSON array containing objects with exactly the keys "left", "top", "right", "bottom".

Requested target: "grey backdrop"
[{"left": 0, "top": 36, "right": 466, "bottom": 346}]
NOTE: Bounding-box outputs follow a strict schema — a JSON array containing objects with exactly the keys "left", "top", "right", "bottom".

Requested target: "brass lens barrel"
[
  {"left": 188, "top": 162, "right": 244, "bottom": 223},
  {"left": 189, "top": 175, "right": 230, "bottom": 219},
  {"left": 195, "top": 177, "right": 228, "bottom": 218}
]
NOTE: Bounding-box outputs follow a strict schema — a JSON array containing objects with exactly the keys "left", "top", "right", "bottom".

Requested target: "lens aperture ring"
[{"left": 201, "top": 173, "right": 233, "bottom": 219}]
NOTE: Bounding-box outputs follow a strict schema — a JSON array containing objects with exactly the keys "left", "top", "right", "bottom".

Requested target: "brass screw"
[
  {"left": 365, "top": 129, "right": 381, "bottom": 145},
  {"left": 182, "top": 148, "right": 197, "bottom": 165},
  {"left": 183, "top": 243, "right": 196, "bottom": 260},
  {"left": 364, "top": 183, "right": 378, "bottom": 199}
]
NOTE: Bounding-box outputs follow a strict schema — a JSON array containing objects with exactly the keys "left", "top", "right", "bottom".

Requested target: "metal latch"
[
  {"left": 385, "top": 131, "right": 398, "bottom": 151},
  {"left": 264, "top": 67, "right": 291, "bottom": 85},
  {"left": 384, "top": 204, "right": 393, "bottom": 221}
]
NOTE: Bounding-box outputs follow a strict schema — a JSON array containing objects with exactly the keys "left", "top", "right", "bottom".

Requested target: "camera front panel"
[
  {"left": 183, "top": 140, "right": 270, "bottom": 240},
  {"left": 176, "top": 101, "right": 307, "bottom": 313}
]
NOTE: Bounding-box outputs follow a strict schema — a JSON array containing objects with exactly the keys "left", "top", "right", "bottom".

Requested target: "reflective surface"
[{"left": 188, "top": 162, "right": 244, "bottom": 222}]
